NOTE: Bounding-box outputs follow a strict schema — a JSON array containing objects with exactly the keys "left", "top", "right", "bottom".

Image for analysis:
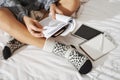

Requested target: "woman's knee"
[
  {"left": 0, "top": 8, "right": 17, "bottom": 31},
  {"left": 58, "top": 0, "right": 80, "bottom": 16},
  {"left": 0, "top": 8, "right": 15, "bottom": 18},
  {"left": 0, "top": 8, "right": 9, "bottom": 16}
]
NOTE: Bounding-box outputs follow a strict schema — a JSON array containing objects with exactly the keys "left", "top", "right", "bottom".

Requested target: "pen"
[{"left": 101, "top": 33, "right": 105, "bottom": 52}]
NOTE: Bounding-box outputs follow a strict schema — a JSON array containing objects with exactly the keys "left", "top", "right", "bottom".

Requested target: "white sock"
[{"left": 43, "top": 38, "right": 92, "bottom": 74}]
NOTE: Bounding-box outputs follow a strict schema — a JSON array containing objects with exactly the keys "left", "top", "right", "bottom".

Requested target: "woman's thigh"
[
  {"left": 0, "top": 8, "right": 24, "bottom": 31},
  {"left": 0, "top": 8, "right": 46, "bottom": 48}
]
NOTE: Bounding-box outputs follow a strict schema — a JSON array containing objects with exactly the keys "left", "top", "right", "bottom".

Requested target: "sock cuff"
[{"left": 43, "top": 38, "right": 56, "bottom": 52}]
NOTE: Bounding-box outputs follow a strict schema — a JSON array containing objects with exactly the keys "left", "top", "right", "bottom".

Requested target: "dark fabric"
[
  {"left": 3, "top": 46, "right": 11, "bottom": 59},
  {"left": 79, "top": 60, "right": 92, "bottom": 74},
  {"left": 0, "top": 0, "right": 58, "bottom": 22},
  {"left": 3, "top": 39, "right": 26, "bottom": 59}
]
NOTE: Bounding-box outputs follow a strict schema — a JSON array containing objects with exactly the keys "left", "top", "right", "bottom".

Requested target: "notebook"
[
  {"left": 72, "top": 24, "right": 117, "bottom": 61},
  {"left": 39, "top": 14, "right": 76, "bottom": 38},
  {"left": 73, "top": 24, "right": 102, "bottom": 40},
  {"left": 80, "top": 33, "right": 117, "bottom": 61}
]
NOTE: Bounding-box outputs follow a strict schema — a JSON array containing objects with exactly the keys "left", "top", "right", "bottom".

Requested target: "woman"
[{"left": 0, "top": 0, "right": 92, "bottom": 74}]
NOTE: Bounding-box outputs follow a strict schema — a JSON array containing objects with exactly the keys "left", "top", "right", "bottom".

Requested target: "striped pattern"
[
  {"left": 52, "top": 42, "right": 88, "bottom": 70},
  {"left": 0, "top": 0, "right": 58, "bottom": 22}
]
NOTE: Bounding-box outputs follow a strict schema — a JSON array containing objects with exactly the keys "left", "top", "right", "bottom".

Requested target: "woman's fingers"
[
  {"left": 23, "top": 16, "right": 44, "bottom": 37},
  {"left": 50, "top": 4, "right": 64, "bottom": 19},
  {"left": 28, "top": 28, "right": 44, "bottom": 37},
  {"left": 50, "top": 4, "right": 56, "bottom": 19},
  {"left": 29, "top": 25, "right": 42, "bottom": 32},
  {"left": 51, "top": 9, "right": 56, "bottom": 19},
  {"left": 33, "top": 20, "right": 43, "bottom": 30},
  {"left": 27, "top": 20, "right": 44, "bottom": 37},
  {"left": 56, "top": 7, "right": 63, "bottom": 15}
]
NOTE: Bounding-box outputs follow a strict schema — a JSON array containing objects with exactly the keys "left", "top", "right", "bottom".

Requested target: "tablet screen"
[{"left": 74, "top": 24, "right": 103, "bottom": 40}]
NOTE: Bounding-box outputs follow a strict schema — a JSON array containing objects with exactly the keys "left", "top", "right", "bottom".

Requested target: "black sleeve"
[
  {"left": 43, "top": 0, "right": 58, "bottom": 10},
  {"left": 0, "top": 0, "right": 28, "bottom": 22}
]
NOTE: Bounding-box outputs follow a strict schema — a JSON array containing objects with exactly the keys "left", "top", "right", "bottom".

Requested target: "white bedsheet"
[
  {"left": 0, "top": 46, "right": 82, "bottom": 80},
  {"left": 0, "top": 0, "right": 120, "bottom": 80},
  {"left": 76, "top": 0, "right": 120, "bottom": 80}
]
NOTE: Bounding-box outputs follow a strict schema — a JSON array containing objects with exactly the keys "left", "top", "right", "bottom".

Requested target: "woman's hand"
[
  {"left": 23, "top": 16, "right": 44, "bottom": 37},
  {"left": 50, "top": 4, "right": 63, "bottom": 19}
]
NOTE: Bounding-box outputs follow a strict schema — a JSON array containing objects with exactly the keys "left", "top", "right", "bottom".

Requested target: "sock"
[
  {"left": 43, "top": 38, "right": 92, "bottom": 74},
  {"left": 3, "top": 38, "right": 25, "bottom": 59}
]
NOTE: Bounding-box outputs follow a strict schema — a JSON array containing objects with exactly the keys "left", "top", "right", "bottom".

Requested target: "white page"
[
  {"left": 39, "top": 14, "right": 72, "bottom": 38},
  {"left": 55, "top": 14, "right": 72, "bottom": 23},
  {"left": 80, "top": 34, "right": 117, "bottom": 60}
]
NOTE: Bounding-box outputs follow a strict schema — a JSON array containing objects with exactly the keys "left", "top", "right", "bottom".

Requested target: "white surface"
[
  {"left": 80, "top": 33, "right": 117, "bottom": 60},
  {"left": 40, "top": 14, "right": 76, "bottom": 38},
  {"left": 0, "top": 0, "right": 120, "bottom": 80},
  {"left": 76, "top": 0, "right": 120, "bottom": 80},
  {"left": 60, "top": 18, "right": 76, "bottom": 36},
  {"left": 0, "top": 46, "right": 82, "bottom": 80}
]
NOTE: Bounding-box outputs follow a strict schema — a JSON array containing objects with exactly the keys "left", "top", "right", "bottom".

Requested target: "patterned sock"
[
  {"left": 43, "top": 38, "right": 92, "bottom": 74},
  {"left": 3, "top": 38, "right": 25, "bottom": 59}
]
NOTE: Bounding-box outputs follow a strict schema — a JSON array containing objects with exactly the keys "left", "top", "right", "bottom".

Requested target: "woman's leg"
[
  {"left": 0, "top": 0, "right": 80, "bottom": 48},
  {"left": 0, "top": 8, "right": 46, "bottom": 48},
  {"left": 58, "top": 0, "right": 80, "bottom": 16},
  {"left": 0, "top": 0, "right": 80, "bottom": 58},
  {"left": 0, "top": 3, "right": 92, "bottom": 74}
]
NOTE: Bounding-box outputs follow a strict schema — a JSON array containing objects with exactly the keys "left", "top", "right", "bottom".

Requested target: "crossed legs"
[
  {"left": 0, "top": 1, "right": 92, "bottom": 74},
  {"left": 0, "top": 8, "right": 46, "bottom": 48},
  {"left": 0, "top": 0, "right": 81, "bottom": 48}
]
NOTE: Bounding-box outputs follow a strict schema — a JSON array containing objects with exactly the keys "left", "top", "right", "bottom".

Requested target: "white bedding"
[{"left": 0, "top": 0, "right": 120, "bottom": 80}]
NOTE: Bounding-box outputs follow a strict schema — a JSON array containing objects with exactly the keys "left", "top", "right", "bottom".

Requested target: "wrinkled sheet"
[
  {"left": 0, "top": 0, "right": 120, "bottom": 80},
  {"left": 0, "top": 46, "right": 82, "bottom": 80},
  {"left": 77, "top": 0, "right": 120, "bottom": 80}
]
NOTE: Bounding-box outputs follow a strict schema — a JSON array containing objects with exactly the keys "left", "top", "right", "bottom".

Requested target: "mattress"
[{"left": 0, "top": 0, "right": 120, "bottom": 80}]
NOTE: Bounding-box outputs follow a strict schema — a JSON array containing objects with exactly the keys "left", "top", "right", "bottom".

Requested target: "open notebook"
[
  {"left": 73, "top": 24, "right": 117, "bottom": 61},
  {"left": 39, "top": 14, "right": 76, "bottom": 38},
  {"left": 80, "top": 33, "right": 117, "bottom": 61}
]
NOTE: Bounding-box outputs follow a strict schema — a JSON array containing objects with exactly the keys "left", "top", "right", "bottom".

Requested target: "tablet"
[{"left": 72, "top": 24, "right": 103, "bottom": 40}]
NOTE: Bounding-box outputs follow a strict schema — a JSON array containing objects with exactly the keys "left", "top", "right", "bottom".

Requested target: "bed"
[{"left": 0, "top": 0, "right": 120, "bottom": 80}]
